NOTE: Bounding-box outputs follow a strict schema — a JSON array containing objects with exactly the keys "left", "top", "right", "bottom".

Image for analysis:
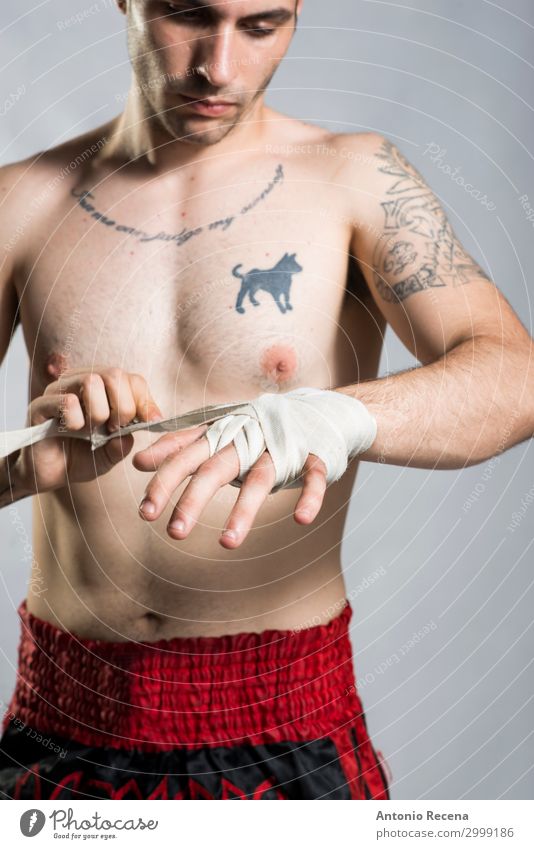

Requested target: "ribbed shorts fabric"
[{"left": 0, "top": 598, "right": 391, "bottom": 800}]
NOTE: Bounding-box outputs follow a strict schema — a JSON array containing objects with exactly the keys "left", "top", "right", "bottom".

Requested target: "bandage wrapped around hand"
[{"left": 204, "top": 387, "right": 377, "bottom": 491}]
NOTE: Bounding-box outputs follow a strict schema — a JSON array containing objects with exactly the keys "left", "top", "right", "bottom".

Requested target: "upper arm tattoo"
[{"left": 372, "top": 139, "right": 492, "bottom": 304}]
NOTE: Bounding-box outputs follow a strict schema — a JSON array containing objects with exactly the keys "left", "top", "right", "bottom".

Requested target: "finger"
[
  {"left": 49, "top": 369, "right": 163, "bottom": 432},
  {"left": 293, "top": 454, "right": 327, "bottom": 524},
  {"left": 167, "top": 443, "right": 240, "bottom": 539},
  {"left": 128, "top": 372, "right": 164, "bottom": 423},
  {"left": 138, "top": 436, "right": 211, "bottom": 521},
  {"left": 78, "top": 373, "right": 112, "bottom": 427},
  {"left": 100, "top": 432, "right": 135, "bottom": 469},
  {"left": 29, "top": 393, "right": 86, "bottom": 431},
  {"left": 45, "top": 373, "right": 110, "bottom": 428},
  {"left": 99, "top": 368, "right": 138, "bottom": 432},
  {"left": 132, "top": 425, "right": 208, "bottom": 471},
  {"left": 220, "top": 451, "right": 275, "bottom": 549}
]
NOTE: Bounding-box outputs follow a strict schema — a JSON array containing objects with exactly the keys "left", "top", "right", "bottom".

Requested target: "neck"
[{"left": 106, "top": 87, "right": 269, "bottom": 172}]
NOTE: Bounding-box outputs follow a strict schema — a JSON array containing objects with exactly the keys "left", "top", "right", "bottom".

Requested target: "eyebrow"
[{"left": 167, "top": 2, "right": 295, "bottom": 24}]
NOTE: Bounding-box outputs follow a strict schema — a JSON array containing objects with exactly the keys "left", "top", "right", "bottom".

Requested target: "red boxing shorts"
[{"left": 0, "top": 599, "right": 391, "bottom": 800}]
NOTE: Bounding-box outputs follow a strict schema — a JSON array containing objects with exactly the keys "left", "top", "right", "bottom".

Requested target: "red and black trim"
[{"left": 0, "top": 599, "right": 390, "bottom": 800}]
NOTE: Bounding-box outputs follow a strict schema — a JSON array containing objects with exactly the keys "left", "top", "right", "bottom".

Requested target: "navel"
[{"left": 260, "top": 344, "right": 298, "bottom": 385}]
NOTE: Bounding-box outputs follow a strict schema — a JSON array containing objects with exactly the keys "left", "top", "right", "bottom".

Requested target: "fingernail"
[
  {"left": 222, "top": 529, "right": 238, "bottom": 541},
  {"left": 139, "top": 499, "right": 156, "bottom": 515},
  {"left": 169, "top": 520, "right": 186, "bottom": 533},
  {"left": 297, "top": 509, "right": 312, "bottom": 520}
]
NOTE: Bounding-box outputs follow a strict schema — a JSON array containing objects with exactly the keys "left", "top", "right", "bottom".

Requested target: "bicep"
[
  {"left": 0, "top": 172, "right": 22, "bottom": 365},
  {"left": 351, "top": 136, "right": 524, "bottom": 364}
]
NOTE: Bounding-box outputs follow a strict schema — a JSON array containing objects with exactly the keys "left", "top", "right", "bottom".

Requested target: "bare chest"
[{"left": 18, "top": 165, "right": 381, "bottom": 403}]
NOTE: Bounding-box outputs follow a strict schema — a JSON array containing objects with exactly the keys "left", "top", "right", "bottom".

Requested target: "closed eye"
[
  {"left": 245, "top": 26, "right": 276, "bottom": 39},
  {"left": 161, "top": 4, "right": 291, "bottom": 36}
]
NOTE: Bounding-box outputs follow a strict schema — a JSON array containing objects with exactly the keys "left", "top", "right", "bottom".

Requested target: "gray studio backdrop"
[{"left": 1, "top": 0, "right": 533, "bottom": 800}]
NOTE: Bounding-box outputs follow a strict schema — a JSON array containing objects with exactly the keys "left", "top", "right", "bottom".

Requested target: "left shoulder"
[
  {"left": 329, "top": 131, "right": 427, "bottom": 185},
  {"left": 329, "top": 130, "right": 385, "bottom": 156}
]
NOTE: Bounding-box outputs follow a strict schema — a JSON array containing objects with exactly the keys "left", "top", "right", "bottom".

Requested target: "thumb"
[{"left": 100, "top": 433, "right": 135, "bottom": 470}]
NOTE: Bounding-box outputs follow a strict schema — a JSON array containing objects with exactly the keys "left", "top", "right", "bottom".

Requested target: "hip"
[{"left": 0, "top": 597, "right": 391, "bottom": 800}]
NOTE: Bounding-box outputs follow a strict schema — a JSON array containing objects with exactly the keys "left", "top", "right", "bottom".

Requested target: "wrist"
[{"left": 0, "top": 451, "right": 35, "bottom": 508}]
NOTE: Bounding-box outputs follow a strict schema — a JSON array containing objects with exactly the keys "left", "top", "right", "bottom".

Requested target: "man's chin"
[{"left": 169, "top": 115, "right": 242, "bottom": 147}]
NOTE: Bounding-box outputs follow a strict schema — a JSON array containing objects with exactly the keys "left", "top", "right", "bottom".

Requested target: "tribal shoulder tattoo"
[{"left": 372, "top": 139, "right": 492, "bottom": 304}]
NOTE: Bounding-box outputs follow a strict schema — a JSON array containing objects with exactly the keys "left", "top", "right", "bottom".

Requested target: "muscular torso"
[{"left": 11, "top": 114, "right": 385, "bottom": 639}]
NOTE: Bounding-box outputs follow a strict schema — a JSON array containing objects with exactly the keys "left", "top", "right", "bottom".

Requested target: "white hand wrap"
[
  {"left": 204, "top": 387, "right": 377, "bottom": 490},
  {"left": 0, "top": 388, "right": 377, "bottom": 492}
]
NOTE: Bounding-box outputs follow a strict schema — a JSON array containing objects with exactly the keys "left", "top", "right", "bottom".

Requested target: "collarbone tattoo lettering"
[{"left": 71, "top": 163, "right": 284, "bottom": 248}]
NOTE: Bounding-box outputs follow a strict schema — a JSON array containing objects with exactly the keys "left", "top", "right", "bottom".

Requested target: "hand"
[
  {"left": 133, "top": 429, "right": 328, "bottom": 548},
  {"left": 14, "top": 367, "right": 163, "bottom": 495}
]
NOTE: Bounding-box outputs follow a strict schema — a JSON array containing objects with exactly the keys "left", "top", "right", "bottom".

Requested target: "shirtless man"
[{"left": 0, "top": 0, "right": 532, "bottom": 801}]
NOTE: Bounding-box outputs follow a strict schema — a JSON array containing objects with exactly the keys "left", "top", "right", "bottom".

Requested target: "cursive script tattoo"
[
  {"left": 71, "top": 163, "right": 284, "bottom": 247},
  {"left": 373, "top": 139, "right": 491, "bottom": 303}
]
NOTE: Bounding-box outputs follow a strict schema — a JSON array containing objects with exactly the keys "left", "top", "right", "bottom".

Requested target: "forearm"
[
  {"left": 337, "top": 335, "right": 534, "bottom": 469},
  {"left": 0, "top": 451, "right": 34, "bottom": 508}
]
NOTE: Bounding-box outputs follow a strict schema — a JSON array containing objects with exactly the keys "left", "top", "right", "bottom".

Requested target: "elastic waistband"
[{"left": 4, "top": 599, "right": 361, "bottom": 752}]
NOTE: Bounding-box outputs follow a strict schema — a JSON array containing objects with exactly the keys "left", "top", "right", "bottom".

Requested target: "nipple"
[
  {"left": 260, "top": 344, "right": 298, "bottom": 388},
  {"left": 44, "top": 352, "right": 68, "bottom": 381}
]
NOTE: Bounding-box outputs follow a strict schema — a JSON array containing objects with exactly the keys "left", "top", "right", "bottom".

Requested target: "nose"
[{"left": 191, "top": 26, "right": 238, "bottom": 88}]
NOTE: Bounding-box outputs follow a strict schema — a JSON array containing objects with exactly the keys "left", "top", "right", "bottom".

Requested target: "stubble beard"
[{"left": 155, "top": 65, "right": 279, "bottom": 147}]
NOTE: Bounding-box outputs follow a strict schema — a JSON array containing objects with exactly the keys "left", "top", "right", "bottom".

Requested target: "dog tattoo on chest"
[{"left": 233, "top": 253, "right": 303, "bottom": 315}]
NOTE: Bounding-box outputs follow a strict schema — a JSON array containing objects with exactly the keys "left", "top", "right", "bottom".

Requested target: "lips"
[{"left": 178, "top": 94, "right": 237, "bottom": 116}]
